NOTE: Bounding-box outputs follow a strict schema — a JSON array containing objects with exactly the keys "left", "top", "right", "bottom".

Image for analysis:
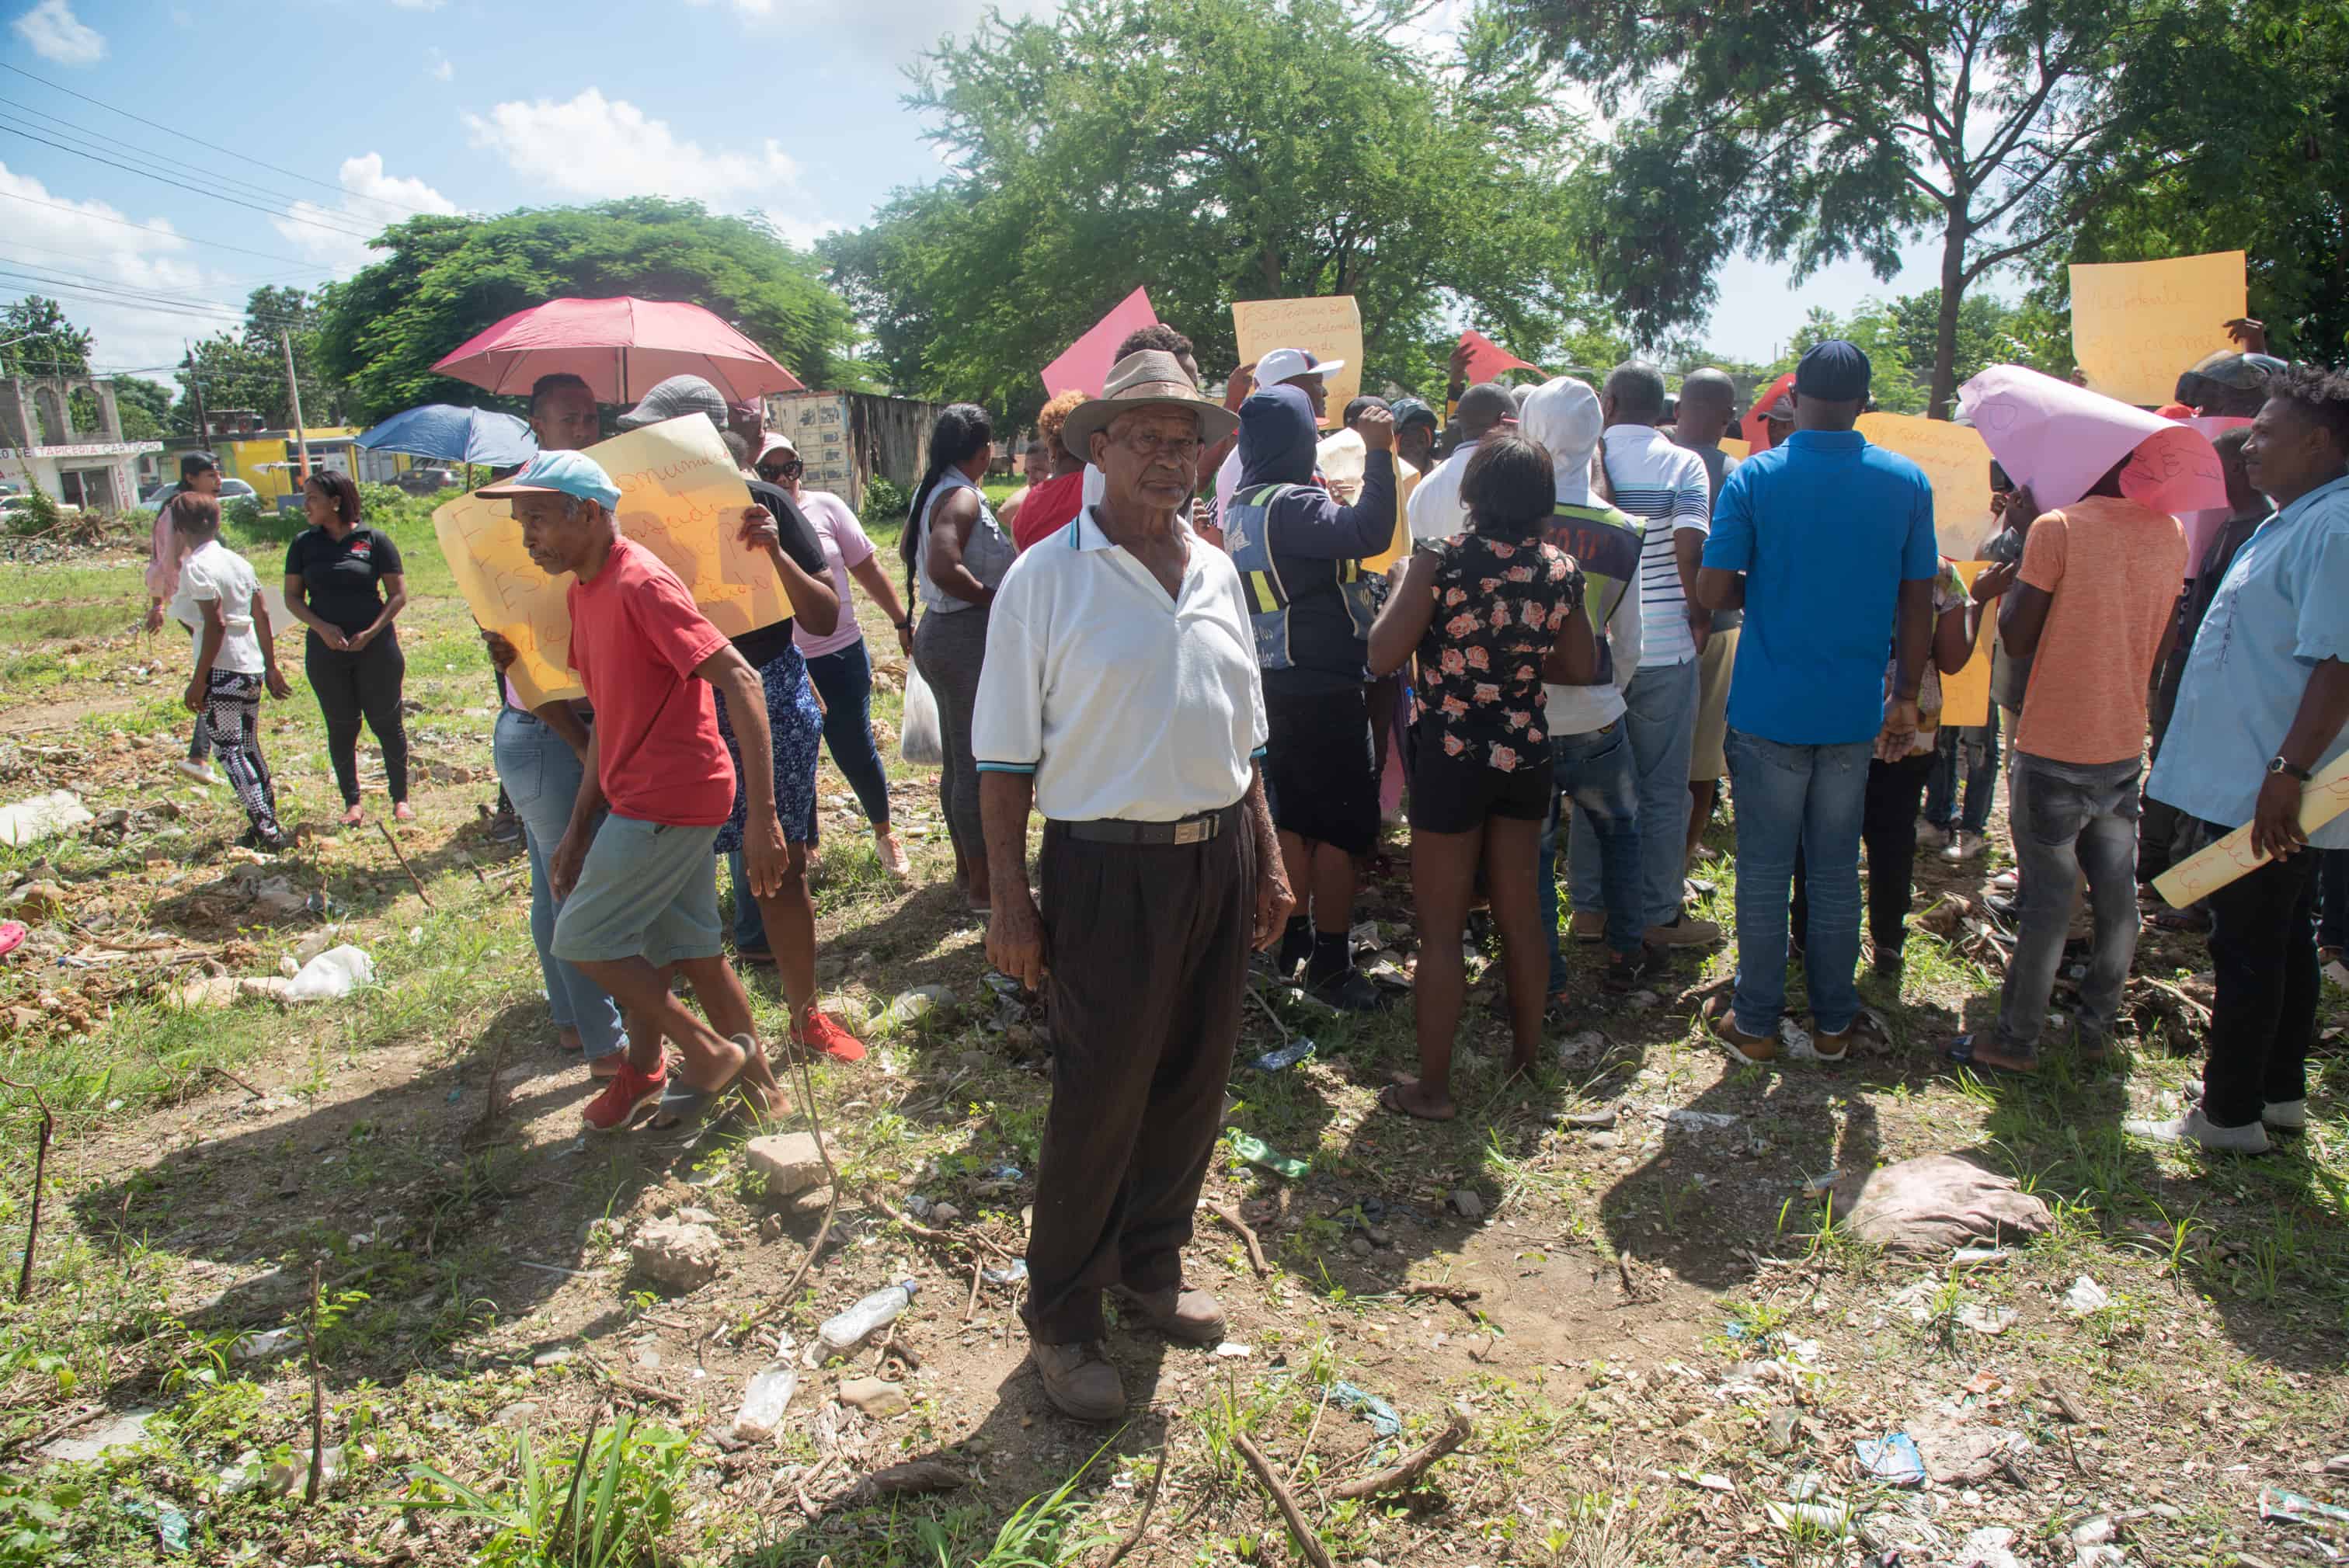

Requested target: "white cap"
[{"left": 1255, "top": 346, "right": 1345, "bottom": 387}]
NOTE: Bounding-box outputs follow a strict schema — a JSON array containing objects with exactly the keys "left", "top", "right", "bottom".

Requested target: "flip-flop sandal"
[
  {"left": 1943, "top": 1034, "right": 2038, "bottom": 1077},
  {"left": 0, "top": 921, "right": 23, "bottom": 960},
  {"left": 649, "top": 1048, "right": 759, "bottom": 1131},
  {"left": 1377, "top": 1083, "right": 1456, "bottom": 1123}
]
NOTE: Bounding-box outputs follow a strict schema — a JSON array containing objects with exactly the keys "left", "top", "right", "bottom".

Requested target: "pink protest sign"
[
  {"left": 1955, "top": 363, "right": 2226, "bottom": 515},
  {"left": 2177, "top": 415, "right": 2253, "bottom": 567},
  {"left": 1042, "top": 287, "right": 1158, "bottom": 399},
  {"left": 1458, "top": 329, "right": 1540, "bottom": 386}
]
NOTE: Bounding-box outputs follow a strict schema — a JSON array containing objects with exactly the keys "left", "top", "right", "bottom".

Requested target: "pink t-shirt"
[
  {"left": 565, "top": 538, "right": 735, "bottom": 826},
  {"left": 792, "top": 489, "right": 875, "bottom": 660}
]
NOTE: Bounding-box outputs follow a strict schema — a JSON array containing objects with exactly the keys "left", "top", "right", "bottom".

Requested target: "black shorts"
[
  {"left": 1408, "top": 719, "right": 1550, "bottom": 834},
  {"left": 1262, "top": 684, "right": 1378, "bottom": 855}
]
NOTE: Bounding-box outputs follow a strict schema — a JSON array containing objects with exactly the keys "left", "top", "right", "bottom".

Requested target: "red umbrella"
[{"left": 432, "top": 296, "right": 806, "bottom": 404}]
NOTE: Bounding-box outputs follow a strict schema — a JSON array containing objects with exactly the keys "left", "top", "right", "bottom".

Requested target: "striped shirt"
[{"left": 1600, "top": 424, "right": 1712, "bottom": 666}]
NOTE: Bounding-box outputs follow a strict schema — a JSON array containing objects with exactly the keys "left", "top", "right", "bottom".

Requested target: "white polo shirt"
[
  {"left": 1407, "top": 437, "right": 1483, "bottom": 543},
  {"left": 973, "top": 506, "right": 1268, "bottom": 823}
]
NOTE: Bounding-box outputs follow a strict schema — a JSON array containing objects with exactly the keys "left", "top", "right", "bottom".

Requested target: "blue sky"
[{"left": 3, "top": 0, "right": 1953, "bottom": 389}]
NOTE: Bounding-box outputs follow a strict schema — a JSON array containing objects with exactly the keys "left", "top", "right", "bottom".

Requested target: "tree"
[
  {"left": 315, "top": 199, "right": 859, "bottom": 423},
  {"left": 0, "top": 297, "right": 92, "bottom": 379},
  {"left": 1488, "top": 0, "right": 2227, "bottom": 416},
  {"left": 824, "top": 0, "right": 1614, "bottom": 426},
  {"left": 113, "top": 377, "right": 172, "bottom": 441},
  {"left": 170, "top": 287, "right": 343, "bottom": 432}
]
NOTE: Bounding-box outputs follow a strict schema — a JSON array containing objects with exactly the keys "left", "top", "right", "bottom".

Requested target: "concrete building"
[{"left": 0, "top": 375, "right": 162, "bottom": 511}]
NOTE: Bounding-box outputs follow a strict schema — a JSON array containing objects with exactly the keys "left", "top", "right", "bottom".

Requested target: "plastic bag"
[{"left": 900, "top": 666, "right": 944, "bottom": 766}]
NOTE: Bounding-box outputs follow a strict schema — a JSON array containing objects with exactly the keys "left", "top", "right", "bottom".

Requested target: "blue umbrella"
[{"left": 354, "top": 404, "right": 539, "bottom": 467}]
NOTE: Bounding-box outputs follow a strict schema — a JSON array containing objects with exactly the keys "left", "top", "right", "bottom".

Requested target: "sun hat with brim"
[
  {"left": 617, "top": 373, "right": 730, "bottom": 432},
  {"left": 477, "top": 450, "right": 623, "bottom": 511},
  {"left": 757, "top": 433, "right": 799, "bottom": 463},
  {"left": 1060, "top": 349, "right": 1239, "bottom": 457}
]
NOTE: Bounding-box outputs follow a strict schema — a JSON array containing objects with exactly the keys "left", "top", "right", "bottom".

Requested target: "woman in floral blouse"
[{"left": 1369, "top": 433, "right": 1603, "bottom": 1120}]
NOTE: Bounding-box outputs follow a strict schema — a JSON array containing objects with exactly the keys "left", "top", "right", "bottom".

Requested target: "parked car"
[
  {"left": 393, "top": 465, "right": 464, "bottom": 495},
  {"left": 143, "top": 478, "right": 260, "bottom": 510},
  {"left": 0, "top": 495, "right": 80, "bottom": 520}
]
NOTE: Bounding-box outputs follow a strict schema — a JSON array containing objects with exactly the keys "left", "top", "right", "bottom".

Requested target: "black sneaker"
[
  {"left": 1602, "top": 944, "right": 1665, "bottom": 993},
  {"left": 488, "top": 803, "right": 523, "bottom": 845},
  {"left": 1308, "top": 966, "right": 1387, "bottom": 1013}
]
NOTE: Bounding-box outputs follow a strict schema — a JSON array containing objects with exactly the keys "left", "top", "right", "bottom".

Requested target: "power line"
[
  {"left": 0, "top": 120, "right": 385, "bottom": 242},
  {"left": 0, "top": 97, "right": 376, "bottom": 223},
  {"left": 0, "top": 187, "right": 343, "bottom": 271},
  {"left": 0, "top": 253, "right": 291, "bottom": 315},
  {"left": 0, "top": 269, "right": 249, "bottom": 323},
  {"left": 0, "top": 61, "right": 444, "bottom": 220},
  {"left": 0, "top": 237, "right": 319, "bottom": 292}
]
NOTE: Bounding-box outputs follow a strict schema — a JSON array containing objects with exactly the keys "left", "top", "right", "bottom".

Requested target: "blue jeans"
[
  {"left": 1571, "top": 659, "right": 1697, "bottom": 932},
  {"left": 1726, "top": 728, "right": 1873, "bottom": 1035},
  {"left": 1993, "top": 752, "right": 2141, "bottom": 1054},
  {"left": 491, "top": 709, "right": 626, "bottom": 1060},
  {"left": 1925, "top": 706, "right": 1999, "bottom": 833},
  {"left": 806, "top": 638, "right": 893, "bottom": 830},
  {"left": 1540, "top": 722, "right": 1644, "bottom": 989}
]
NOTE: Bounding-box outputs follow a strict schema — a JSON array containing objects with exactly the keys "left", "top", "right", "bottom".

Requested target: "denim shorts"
[{"left": 550, "top": 814, "right": 722, "bottom": 967}]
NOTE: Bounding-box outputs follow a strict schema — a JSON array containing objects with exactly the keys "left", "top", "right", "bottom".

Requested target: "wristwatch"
[
  {"left": 894, "top": 618, "right": 914, "bottom": 632},
  {"left": 2270, "top": 756, "right": 2312, "bottom": 782}
]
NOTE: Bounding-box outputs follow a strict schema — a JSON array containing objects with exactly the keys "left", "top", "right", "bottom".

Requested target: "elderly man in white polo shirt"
[{"left": 975, "top": 349, "right": 1296, "bottom": 1423}]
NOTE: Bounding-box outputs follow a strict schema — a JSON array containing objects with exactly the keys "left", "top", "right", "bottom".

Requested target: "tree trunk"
[{"left": 1930, "top": 219, "right": 1968, "bottom": 421}]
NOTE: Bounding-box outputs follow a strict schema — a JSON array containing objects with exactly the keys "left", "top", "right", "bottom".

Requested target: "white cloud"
[
  {"left": 12, "top": 0, "right": 105, "bottom": 66},
  {"left": 269, "top": 153, "right": 459, "bottom": 276},
  {"left": 680, "top": 0, "right": 1057, "bottom": 62},
  {"left": 464, "top": 89, "right": 807, "bottom": 206},
  {"left": 426, "top": 47, "right": 454, "bottom": 82},
  {"left": 0, "top": 160, "right": 237, "bottom": 383}
]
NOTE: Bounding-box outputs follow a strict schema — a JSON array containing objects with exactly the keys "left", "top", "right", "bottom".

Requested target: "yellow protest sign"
[
  {"left": 2154, "top": 750, "right": 2349, "bottom": 909},
  {"left": 1232, "top": 296, "right": 1362, "bottom": 430},
  {"left": 433, "top": 415, "right": 784, "bottom": 708},
  {"left": 2069, "top": 250, "right": 2246, "bottom": 409},
  {"left": 1717, "top": 437, "right": 1750, "bottom": 461},
  {"left": 1855, "top": 412, "right": 1996, "bottom": 561},
  {"left": 1939, "top": 562, "right": 1995, "bottom": 728}
]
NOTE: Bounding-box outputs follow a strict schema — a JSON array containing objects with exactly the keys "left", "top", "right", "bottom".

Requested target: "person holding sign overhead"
[
  {"left": 1211, "top": 347, "right": 1339, "bottom": 523},
  {"left": 2132, "top": 366, "right": 2349, "bottom": 1155}
]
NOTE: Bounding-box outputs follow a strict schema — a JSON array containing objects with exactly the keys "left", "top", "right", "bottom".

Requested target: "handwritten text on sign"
[
  {"left": 2152, "top": 750, "right": 2349, "bottom": 908},
  {"left": 433, "top": 415, "right": 783, "bottom": 708},
  {"left": 1232, "top": 296, "right": 1363, "bottom": 431},
  {"left": 2069, "top": 251, "right": 2246, "bottom": 409},
  {"left": 1854, "top": 412, "right": 1996, "bottom": 562}
]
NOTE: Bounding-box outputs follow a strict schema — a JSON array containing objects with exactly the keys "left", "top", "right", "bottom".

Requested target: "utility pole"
[
  {"left": 184, "top": 340, "right": 210, "bottom": 444},
  {"left": 280, "top": 328, "right": 310, "bottom": 480}
]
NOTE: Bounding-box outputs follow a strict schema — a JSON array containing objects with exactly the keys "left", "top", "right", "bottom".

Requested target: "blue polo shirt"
[
  {"left": 1704, "top": 429, "right": 1939, "bottom": 745},
  {"left": 2148, "top": 473, "right": 2349, "bottom": 847}
]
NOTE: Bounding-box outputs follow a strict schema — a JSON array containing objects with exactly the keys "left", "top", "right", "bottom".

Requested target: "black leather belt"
[{"left": 1056, "top": 805, "right": 1239, "bottom": 846}]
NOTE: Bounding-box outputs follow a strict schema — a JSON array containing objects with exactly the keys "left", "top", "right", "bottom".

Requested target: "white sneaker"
[
  {"left": 2122, "top": 1104, "right": 2271, "bottom": 1154},
  {"left": 176, "top": 758, "right": 220, "bottom": 786},
  {"left": 1943, "top": 831, "right": 1987, "bottom": 861},
  {"left": 1916, "top": 822, "right": 1951, "bottom": 850},
  {"left": 2264, "top": 1100, "right": 2308, "bottom": 1131}
]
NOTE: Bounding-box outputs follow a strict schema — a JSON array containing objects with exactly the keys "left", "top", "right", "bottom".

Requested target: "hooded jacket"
[{"left": 1221, "top": 384, "right": 1396, "bottom": 693}]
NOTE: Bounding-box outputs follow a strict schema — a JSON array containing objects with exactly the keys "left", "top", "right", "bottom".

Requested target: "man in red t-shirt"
[{"left": 481, "top": 451, "right": 791, "bottom": 1132}]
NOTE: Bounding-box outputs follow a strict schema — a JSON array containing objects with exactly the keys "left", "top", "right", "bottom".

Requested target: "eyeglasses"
[
  {"left": 757, "top": 459, "right": 804, "bottom": 481},
  {"left": 1115, "top": 429, "right": 1202, "bottom": 464}
]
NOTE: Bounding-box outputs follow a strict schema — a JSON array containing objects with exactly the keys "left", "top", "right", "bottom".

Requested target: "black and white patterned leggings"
[{"left": 200, "top": 670, "right": 283, "bottom": 839}]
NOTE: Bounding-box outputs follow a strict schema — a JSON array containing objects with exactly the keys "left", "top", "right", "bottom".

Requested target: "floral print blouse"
[{"left": 1415, "top": 530, "right": 1585, "bottom": 773}]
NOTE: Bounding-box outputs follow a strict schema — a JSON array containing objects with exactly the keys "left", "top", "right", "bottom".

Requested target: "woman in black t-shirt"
[{"left": 284, "top": 471, "right": 412, "bottom": 826}]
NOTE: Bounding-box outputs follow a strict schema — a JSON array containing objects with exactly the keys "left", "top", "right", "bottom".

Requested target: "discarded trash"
[
  {"left": 981, "top": 1260, "right": 1028, "bottom": 1286},
  {"left": 1326, "top": 1381, "right": 1401, "bottom": 1439},
  {"left": 1951, "top": 1245, "right": 2012, "bottom": 1267},
  {"left": 1662, "top": 1107, "right": 1739, "bottom": 1131},
  {"left": 880, "top": 985, "right": 959, "bottom": 1032},
  {"left": 118, "top": 1498, "right": 193, "bottom": 1554},
  {"left": 1213, "top": 1342, "right": 1251, "bottom": 1358},
  {"left": 1557, "top": 1029, "right": 1606, "bottom": 1061},
  {"left": 1854, "top": 1433, "right": 1925, "bottom": 1486},
  {"left": 1764, "top": 1498, "right": 1853, "bottom": 1538},
  {"left": 1951, "top": 1525, "right": 2024, "bottom": 1568},
  {"left": 819, "top": 1279, "right": 919, "bottom": 1354},
  {"left": 1823, "top": 1153, "right": 2051, "bottom": 1253},
  {"left": 1230, "top": 1132, "right": 1308, "bottom": 1180},
  {"left": 231, "top": 1326, "right": 299, "bottom": 1361},
  {"left": 1801, "top": 1170, "right": 1840, "bottom": 1198},
  {"left": 291, "top": 927, "right": 345, "bottom": 965},
  {"left": 284, "top": 945, "right": 374, "bottom": 1003},
  {"left": 1253, "top": 1038, "right": 1317, "bottom": 1072},
  {"left": 731, "top": 1365, "right": 799, "bottom": 1444},
  {"left": 1956, "top": 1302, "right": 2017, "bottom": 1336},
  {"left": 2062, "top": 1275, "right": 2111, "bottom": 1315},
  {"left": 2260, "top": 1485, "right": 2349, "bottom": 1535},
  {"left": 0, "top": 790, "right": 92, "bottom": 848}
]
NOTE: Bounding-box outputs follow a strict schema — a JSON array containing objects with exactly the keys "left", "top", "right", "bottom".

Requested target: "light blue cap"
[{"left": 477, "top": 450, "right": 621, "bottom": 511}]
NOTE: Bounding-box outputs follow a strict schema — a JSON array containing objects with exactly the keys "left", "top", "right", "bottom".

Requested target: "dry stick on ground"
[
  {"left": 207, "top": 1064, "right": 265, "bottom": 1100},
  {"left": 962, "top": 1257, "right": 983, "bottom": 1324},
  {"left": 0, "top": 1076, "right": 54, "bottom": 1300},
  {"left": 304, "top": 1260, "right": 325, "bottom": 1506},
  {"left": 375, "top": 820, "right": 435, "bottom": 910},
  {"left": 1244, "top": 984, "right": 1291, "bottom": 1044},
  {"left": 1287, "top": 1384, "right": 1334, "bottom": 1490},
  {"left": 1206, "top": 1202, "right": 1269, "bottom": 1279},
  {"left": 1230, "top": 1429, "right": 1335, "bottom": 1568},
  {"left": 1402, "top": 1284, "right": 1482, "bottom": 1307},
  {"left": 0, "top": 1403, "right": 99, "bottom": 1460},
  {"left": 582, "top": 1351, "right": 687, "bottom": 1409},
  {"left": 1098, "top": 1430, "right": 1171, "bottom": 1568},
  {"left": 1331, "top": 1408, "right": 1473, "bottom": 1500}
]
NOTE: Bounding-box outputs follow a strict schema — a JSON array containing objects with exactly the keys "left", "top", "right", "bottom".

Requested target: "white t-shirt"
[
  {"left": 171, "top": 538, "right": 266, "bottom": 676},
  {"left": 972, "top": 506, "right": 1268, "bottom": 822},
  {"left": 1407, "top": 438, "right": 1483, "bottom": 543}
]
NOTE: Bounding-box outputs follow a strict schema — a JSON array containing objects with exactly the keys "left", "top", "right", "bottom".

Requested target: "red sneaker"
[
  {"left": 798, "top": 1008, "right": 867, "bottom": 1063},
  {"left": 582, "top": 1059, "right": 668, "bottom": 1132}
]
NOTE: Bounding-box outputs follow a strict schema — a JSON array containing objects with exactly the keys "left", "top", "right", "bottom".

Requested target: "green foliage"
[
  {"left": 0, "top": 1473, "right": 78, "bottom": 1566},
  {"left": 826, "top": 0, "right": 1611, "bottom": 427},
  {"left": 1756, "top": 290, "right": 2065, "bottom": 412},
  {"left": 860, "top": 475, "right": 910, "bottom": 536},
  {"left": 1488, "top": 0, "right": 2234, "bottom": 412},
  {"left": 0, "top": 297, "right": 90, "bottom": 378},
  {"left": 315, "top": 199, "right": 859, "bottom": 424},
  {"left": 4, "top": 475, "right": 61, "bottom": 537},
  {"left": 172, "top": 286, "right": 341, "bottom": 435},
  {"left": 405, "top": 1412, "right": 690, "bottom": 1568},
  {"left": 113, "top": 377, "right": 172, "bottom": 441}
]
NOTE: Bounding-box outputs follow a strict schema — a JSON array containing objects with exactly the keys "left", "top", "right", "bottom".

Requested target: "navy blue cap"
[{"left": 1795, "top": 339, "right": 1872, "bottom": 402}]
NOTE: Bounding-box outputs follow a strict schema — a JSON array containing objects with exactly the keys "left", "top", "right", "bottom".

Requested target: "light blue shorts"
[{"left": 550, "top": 815, "right": 722, "bottom": 967}]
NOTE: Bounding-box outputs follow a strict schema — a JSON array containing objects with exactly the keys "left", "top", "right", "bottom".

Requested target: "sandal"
[
  {"left": 0, "top": 921, "right": 23, "bottom": 960},
  {"left": 648, "top": 1037, "right": 762, "bottom": 1131},
  {"left": 1943, "top": 1034, "right": 2038, "bottom": 1077},
  {"left": 1377, "top": 1082, "right": 1456, "bottom": 1122}
]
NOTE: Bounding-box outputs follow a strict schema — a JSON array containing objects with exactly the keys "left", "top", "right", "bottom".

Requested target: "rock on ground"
[
  {"left": 632, "top": 1219, "right": 723, "bottom": 1291},
  {"left": 744, "top": 1132, "right": 831, "bottom": 1199},
  {"left": 838, "top": 1377, "right": 909, "bottom": 1417}
]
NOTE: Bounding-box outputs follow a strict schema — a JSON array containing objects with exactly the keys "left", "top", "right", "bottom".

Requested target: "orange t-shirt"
[{"left": 2013, "top": 496, "right": 2187, "bottom": 765}]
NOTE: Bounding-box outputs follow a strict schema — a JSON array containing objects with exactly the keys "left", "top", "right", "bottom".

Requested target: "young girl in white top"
[{"left": 169, "top": 495, "right": 293, "bottom": 850}]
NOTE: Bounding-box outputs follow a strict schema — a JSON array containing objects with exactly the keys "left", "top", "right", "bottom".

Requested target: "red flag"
[
  {"left": 1042, "top": 287, "right": 1159, "bottom": 398},
  {"left": 1458, "top": 329, "right": 1540, "bottom": 385}
]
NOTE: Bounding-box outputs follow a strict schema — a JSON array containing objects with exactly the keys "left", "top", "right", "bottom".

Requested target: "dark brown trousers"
[{"left": 1022, "top": 812, "right": 1255, "bottom": 1344}]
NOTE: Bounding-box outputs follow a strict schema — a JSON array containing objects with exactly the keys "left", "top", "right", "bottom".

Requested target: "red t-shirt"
[
  {"left": 566, "top": 538, "right": 736, "bottom": 826},
  {"left": 1012, "top": 470, "right": 1086, "bottom": 552}
]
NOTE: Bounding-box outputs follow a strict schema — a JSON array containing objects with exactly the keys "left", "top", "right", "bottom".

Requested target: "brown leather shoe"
[
  {"left": 1112, "top": 1285, "right": 1227, "bottom": 1345},
  {"left": 1029, "top": 1338, "right": 1126, "bottom": 1422}
]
